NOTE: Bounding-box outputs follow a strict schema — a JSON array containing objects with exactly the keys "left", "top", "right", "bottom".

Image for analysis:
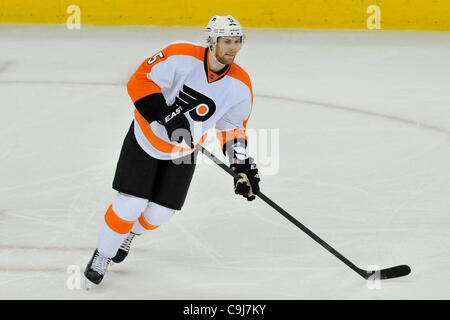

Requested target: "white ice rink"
[{"left": 0, "top": 24, "right": 449, "bottom": 299}]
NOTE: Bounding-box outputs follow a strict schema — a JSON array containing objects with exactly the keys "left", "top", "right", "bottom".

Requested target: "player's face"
[{"left": 214, "top": 36, "right": 242, "bottom": 65}]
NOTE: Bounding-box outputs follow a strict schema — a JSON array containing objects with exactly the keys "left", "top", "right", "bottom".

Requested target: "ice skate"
[
  {"left": 112, "top": 232, "right": 138, "bottom": 263},
  {"left": 84, "top": 249, "right": 111, "bottom": 286}
]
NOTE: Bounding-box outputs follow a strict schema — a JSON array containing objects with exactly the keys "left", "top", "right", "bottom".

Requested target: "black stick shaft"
[{"left": 198, "top": 145, "right": 367, "bottom": 279}]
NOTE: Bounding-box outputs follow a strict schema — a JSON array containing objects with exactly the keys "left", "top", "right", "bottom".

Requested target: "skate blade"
[{"left": 83, "top": 276, "right": 96, "bottom": 291}]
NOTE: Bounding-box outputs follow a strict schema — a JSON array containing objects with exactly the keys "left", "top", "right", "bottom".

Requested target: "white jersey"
[{"left": 126, "top": 41, "right": 253, "bottom": 160}]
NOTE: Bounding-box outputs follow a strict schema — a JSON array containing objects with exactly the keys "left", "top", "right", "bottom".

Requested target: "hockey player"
[{"left": 84, "top": 15, "right": 260, "bottom": 285}]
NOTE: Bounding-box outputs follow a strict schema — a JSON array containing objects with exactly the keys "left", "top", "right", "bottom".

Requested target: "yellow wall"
[{"left": 1, "top": 0, "right": 449, "bottom": 30}]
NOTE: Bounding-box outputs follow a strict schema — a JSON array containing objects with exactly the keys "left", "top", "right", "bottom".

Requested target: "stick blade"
[{"left": 379, "top": 264, "right": 411, "bottom": 280}]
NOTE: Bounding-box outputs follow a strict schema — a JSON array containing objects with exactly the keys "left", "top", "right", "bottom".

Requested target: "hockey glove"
[
  {"left": 157, "top": 103, "right": 193, "bottom": 146},
  {"left": 230, "top": 158, "right": 260, "bottom": 201}
]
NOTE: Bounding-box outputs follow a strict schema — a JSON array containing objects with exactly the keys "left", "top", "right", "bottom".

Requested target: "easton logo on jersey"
[
  {"left": 163, "top": 106, "right": 183, "bottom": 123},
  {"left": 174, "top": 85, "right": 216, "bottom": 122}
]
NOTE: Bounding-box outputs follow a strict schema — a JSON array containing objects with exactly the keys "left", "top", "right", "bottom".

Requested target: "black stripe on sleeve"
[{"left": 133, "top": 93, "right": 167, "bottom": 123}]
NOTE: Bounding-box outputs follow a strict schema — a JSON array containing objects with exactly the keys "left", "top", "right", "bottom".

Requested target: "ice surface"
[{"left": 0, "top": 24, "right": 449, "bottom": 299}]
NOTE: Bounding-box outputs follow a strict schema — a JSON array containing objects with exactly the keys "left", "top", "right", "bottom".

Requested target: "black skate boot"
[
  {"left": 112, "top": 232, "right": 138, "bottom": 263},
  {"left": 84, "top": 249, "right": 111, "bottom": 285}
]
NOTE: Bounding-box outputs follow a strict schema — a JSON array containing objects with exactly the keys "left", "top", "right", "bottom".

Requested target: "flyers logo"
[{"left": 175, "top": 85, "right": 216, "bottom": 122}]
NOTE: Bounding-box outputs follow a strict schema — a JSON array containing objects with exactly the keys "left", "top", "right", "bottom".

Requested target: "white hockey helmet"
[{"left": 205, "top": 15, "right": 244, "bottom": 45}]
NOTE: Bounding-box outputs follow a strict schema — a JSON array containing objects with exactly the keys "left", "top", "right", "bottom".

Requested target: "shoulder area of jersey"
[
  {"left": 155, "top": 39, "right": 251, "bottom": 87},
  {"left": 163, "top": 40, "right": 206, "bottom": 50},
  {"left": 155, "top": 40, "right": 206, "bottom": 61},
  {"left": 229, "top": 61, "right": 251, "bottom": 84}
]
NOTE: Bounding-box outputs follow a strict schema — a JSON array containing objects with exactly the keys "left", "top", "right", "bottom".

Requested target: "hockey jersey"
[{"left": 126, "top": 41, "right": 253, "bottom": 160}]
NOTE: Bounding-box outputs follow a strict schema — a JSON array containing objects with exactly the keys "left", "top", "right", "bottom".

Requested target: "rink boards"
[{"left": 1, "top": 0, "right": 450, "bottom": 30}]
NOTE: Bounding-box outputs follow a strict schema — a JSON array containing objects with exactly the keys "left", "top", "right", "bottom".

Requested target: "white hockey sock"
[
  {"left": 130, "top": 217, "right": 150, "bottom": 235},
  {"left": 130, "top": 202, "right": 175, "bottom": 235},
  {"left": 96, "top": 193, "right": 149, "bottom": 258},
  {"left": 97, "top": 221, "right": 129, "bottom": 258}
]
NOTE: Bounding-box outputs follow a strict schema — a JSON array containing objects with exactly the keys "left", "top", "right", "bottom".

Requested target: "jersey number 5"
[{"left": 147, "top": 52, "right": 164, "bottom": 65}]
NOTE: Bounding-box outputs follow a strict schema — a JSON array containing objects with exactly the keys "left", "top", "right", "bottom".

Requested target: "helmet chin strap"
[{"left": 209, "top": 43, "right": 227, "bottom": 69}]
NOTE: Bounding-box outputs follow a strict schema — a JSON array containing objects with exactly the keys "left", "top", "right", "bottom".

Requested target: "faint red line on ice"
[
  {"left": 0, "top": 245, "right": 146, "bottom": 252},
  {"left": 0, "top": 80, "right": 121, "bottom": 86},
  {"left": 1, "top": 79, "right": 448, "bottom": 135},
  {"left": 257, "top": 94, "right": 450, "bottom": 136}
]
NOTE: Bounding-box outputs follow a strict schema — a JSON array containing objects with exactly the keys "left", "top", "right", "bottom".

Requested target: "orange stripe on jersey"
[
  {"left": 104, "top": 205, "right": 134, "bottom": 234},
  {"left": 127, "top": 72, "right": 162, "bottom": 103},
  {"left": 134, "top": 109, "right": 208, "bottom": 154},
  {"left": 217, "top": 128, "right": 247, "bottom": 146},
  {"left": 127, "top": 43, "right": 205, "bottom": 103},
  {"left": 199, "top": 133, "right": 208, "bottom": 144},
  {"left": 138, "top": 213, "right": 160, "bottom": 230},
  {"left": 135, "top": 109, "right": 192, "bottom": 153},
  {"left": 163, "top": 42, "right": 205, "bottom": 63},
  {"left": 227, "top": 63, "right": 253, "bottom": 128}
]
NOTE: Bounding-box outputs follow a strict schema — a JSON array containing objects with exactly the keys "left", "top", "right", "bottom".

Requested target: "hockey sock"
[
  {"left": 96, "top": 193, "right": 148, "bottom": 257},
  {"left": 97, "top": 205, "right": 135, "bottom": 258},
  {"left": 131, "top": 213, "right": 160, "bottom": 234}
]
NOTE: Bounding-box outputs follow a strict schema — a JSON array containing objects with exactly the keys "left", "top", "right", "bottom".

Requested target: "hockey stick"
[{"left": 197, "top": 144, "right": 411, "bottom": 280}]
